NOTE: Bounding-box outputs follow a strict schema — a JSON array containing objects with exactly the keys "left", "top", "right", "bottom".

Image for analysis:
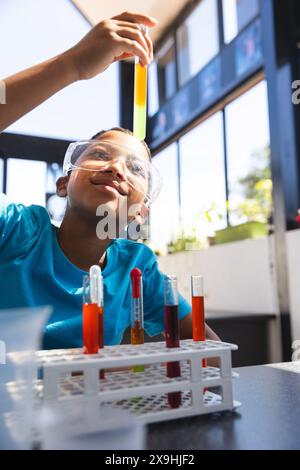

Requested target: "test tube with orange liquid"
[
  {"left": 130, "top": 268, "right": 145, "bottom": 372},
  {"left": 191, "top": 276, "right": 207, "bottom": 368},
  {"left": 133, "top": 27, "right": 148, "bottom": 141},
  {"left": 83, "top": 265, "right": 105, "bottom": 378}
]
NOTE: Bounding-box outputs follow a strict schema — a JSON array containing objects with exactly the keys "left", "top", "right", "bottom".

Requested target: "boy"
[{"left": 0, "top": 11, "right": 219, "bottom": 347}]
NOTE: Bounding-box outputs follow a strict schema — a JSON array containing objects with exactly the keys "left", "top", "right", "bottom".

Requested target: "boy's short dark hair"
[{"left": 91, "top": 127, "right": 151, "bottom": 160}]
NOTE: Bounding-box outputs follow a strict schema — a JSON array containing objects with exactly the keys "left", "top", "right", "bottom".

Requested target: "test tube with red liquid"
[
  {"left": 164, "top": 275, "right": 182, "bottom": 409},
  {"left": 83, "top": 265, "right": 105, "bottom": 378},
  {"left": 191, "top": 275, "right": 207, "bottom": 367},
  {"left": 130, "top": 268, "right": 145, "bottom": 372}
]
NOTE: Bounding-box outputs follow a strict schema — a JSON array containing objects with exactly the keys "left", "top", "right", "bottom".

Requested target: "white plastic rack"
[{"left": 11, "top": 339, "right": 241, "bottom": 424}]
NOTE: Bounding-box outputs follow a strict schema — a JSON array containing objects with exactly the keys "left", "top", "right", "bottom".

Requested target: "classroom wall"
[
  {"left": 158, "top": 232, "right": 300, "bottom": 343},
  {"left": 158, "top": 236, "right": 279, "bottom": 315}
]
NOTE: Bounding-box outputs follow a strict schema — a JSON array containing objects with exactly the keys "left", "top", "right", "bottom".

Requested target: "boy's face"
[{"left": 56, "top": 131, "right": 150, "bottom": 225}]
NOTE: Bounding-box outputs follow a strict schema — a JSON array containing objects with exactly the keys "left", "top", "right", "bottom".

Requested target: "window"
[
  {"left": 149, "top": 144, "right": 180, "bottom": 254},
  {"left": 177, "top": 0, "right": 220, "bottom": 87},
  {"left": 225, "top": 81, "right": 271, "bottom": 226},
  {"left": 0, "top": 159, "right": 3, "bottom": 193},
  {"left": 179, "top": 113, "right": 227, "bottom": 241},
  {"left": 46, "top": 163, "right": 62, "bottom": 195},
  {"left": 46, "top": 163, "right": 66, "bottom": 224},
  {"left": 148, "top": 61, "right": 160, "bottom": 117},
  {"left": 222, "top": 0, "right": 260, "bottom": 44},
  {"left": 6, "top": 159, "right": 47, "bottom": 206},
  {"left": 156, "top": 37, "right": 177, "bottom": 104},
  {"left": 6, "top": 159, "right": 66, "bottom": 223},
  {"left": 0, "top": 0, "right": 119, "bottom": 140}
]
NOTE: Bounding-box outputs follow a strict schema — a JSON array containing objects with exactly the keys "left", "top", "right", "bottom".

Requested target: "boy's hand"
[{"left": 64, "top": 11, "right": 157, "bottom": 81}]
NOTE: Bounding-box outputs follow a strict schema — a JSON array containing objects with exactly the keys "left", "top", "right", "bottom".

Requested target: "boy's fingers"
[
  {"left": 114, "top": 52, "right": 133, "bottom": 62},
  {"left": 112, "top": 11, "right": 158, "bottom": 28},
  {"left": 114, "top": 21, "right": 153, "bottom": 60},
  {"left": 116, "top": 26, "right": 150, "bottom": 59},
  {"left": 113, "top": 20, "right": 144, "bottom": 31},
  {"left": 114, "top": 35, "right": 149, "bottom": 66}
]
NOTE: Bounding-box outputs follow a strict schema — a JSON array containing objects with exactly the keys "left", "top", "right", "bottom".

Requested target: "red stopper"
[{"left": 130, "top": 268, "right": 142, "bottom": 298}]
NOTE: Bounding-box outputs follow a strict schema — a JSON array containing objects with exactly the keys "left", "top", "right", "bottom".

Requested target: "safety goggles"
[{"left": 63, "top": 140, "right": 162, "bottom": 206}]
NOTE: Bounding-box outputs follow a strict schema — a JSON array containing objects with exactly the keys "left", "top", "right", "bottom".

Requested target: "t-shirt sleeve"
[
  {"left": 43, "top": 314, "right": 83, "bottom": 349},
  {"left": 0, "top": 193, "right": 42, "bottom": 258},
  {"left": 143, "top": 251, "right": 191, "bottom": 337}
]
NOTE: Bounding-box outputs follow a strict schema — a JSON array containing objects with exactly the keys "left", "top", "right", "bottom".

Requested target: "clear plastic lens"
[{"left": 63, "top": 140, "right": 162, "bottom": 205}]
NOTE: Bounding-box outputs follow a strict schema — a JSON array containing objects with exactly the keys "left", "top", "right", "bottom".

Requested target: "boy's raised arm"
[{"left": 0, "top": 11, "right": 157, "bottom": 133}]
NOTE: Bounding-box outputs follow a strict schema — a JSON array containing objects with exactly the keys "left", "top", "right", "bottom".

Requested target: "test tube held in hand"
[
  {"left": 164, "top": 275, "right": 182, "bottom": 409},
  {"left": 191, "top": 275, "right": 207, "bottom": 367},
  {"left": 82, "top": 265, "right": 105, "bottom": 378},
  {"left": 133, "top": 26, "right": 148, "bottom": 141},
  {"left": 130, "top": 268, "right": 145, "bottom": 372}
]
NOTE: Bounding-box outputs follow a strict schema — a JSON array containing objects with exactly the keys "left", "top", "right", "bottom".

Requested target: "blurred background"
[{"left": 0, "top": 0, "right": 300, "bottom": 366}]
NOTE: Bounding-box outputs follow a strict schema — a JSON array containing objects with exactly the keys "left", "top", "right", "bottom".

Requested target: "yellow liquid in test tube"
[{"left": 133, "top": 58, "right": 148, "bottom": 141}]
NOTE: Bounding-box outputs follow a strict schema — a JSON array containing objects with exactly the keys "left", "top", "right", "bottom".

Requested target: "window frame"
[
  {"left": 151, "top": 0, "right": 262, "bottom": 112},
  {"left": 222, "top": 0, "right": 261, "bottom": 45},
  {"left": 152, "top": 75, "right": 269, "bottom": 230},
  {"left": 0, "top": 132, "right": 71, "bottom": 195}
]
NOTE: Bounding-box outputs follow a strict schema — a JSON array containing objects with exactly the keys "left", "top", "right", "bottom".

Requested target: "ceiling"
[{"left": 72, "top": 0, "right": 192, "bottom": 44}]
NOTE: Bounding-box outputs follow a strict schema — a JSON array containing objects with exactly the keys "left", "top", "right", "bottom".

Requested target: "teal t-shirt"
[{"left": 0, "top": 193, "right": 191, "bottom": 349}]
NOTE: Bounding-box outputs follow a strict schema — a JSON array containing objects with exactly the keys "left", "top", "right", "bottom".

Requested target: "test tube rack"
[{"left": 14, "top": 339, "right": 240, "bottom": 425}]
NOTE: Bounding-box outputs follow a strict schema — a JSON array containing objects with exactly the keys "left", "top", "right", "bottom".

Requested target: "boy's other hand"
[{"left": 64, "top": 11, "right": 157, "bottom": 81}]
